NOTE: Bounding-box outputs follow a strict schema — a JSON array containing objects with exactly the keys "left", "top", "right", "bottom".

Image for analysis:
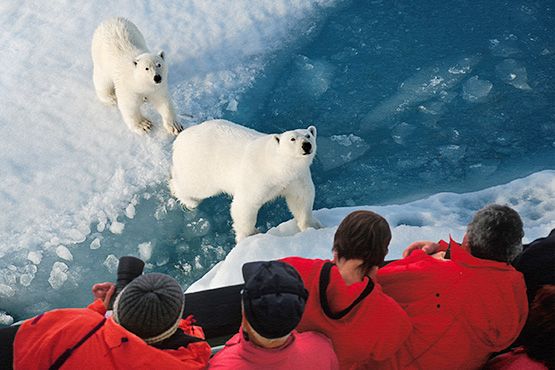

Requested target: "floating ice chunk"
[
  {"left": 138, "top": 242, "right": 153, "bottom": 261},
  {"left": 489, "top": 38, "right": 521, "bottom": 57},
  {"left": 185, "top": 218, "right": 211, "bottom": 238},
  {"left": 317, "top": 134, "right": 370, "bottom": 171},
  {"left": 109, "top": 220, "right": 125, "bottom": 234},
  {"left": 194, "top": 256, "right": 203, "bottom": 270},
  {"left": 90, "top": 237, "right": 102, "bottom": 250},
  {"left": 418, "top": 100, "right": 446, "bottom": 115},
  {"left": 55, "top": 245, "right": 73, "bottom": 261},
  {"left": 125, "top": 204, "right": 136, "bottom": 219},
  {"left": 0, "top": 311, "right": 14, "bottom": 326},
  {"left": 439, "top": 144, "right": 466, "bottom": 164},
  {"left": 67, "top": 228, "right": 87, "bottom": 243},
  {"left": 226, "top": 98, "right": 238, "bottom": 112},
  {"left": 291, "top": 55, "right": 335, "bottom": 98},
  {"left": 463, "top": 76, "right": 493, "bottom": 102},
  {"left": 27, "top": 251, "right": 42, "bottom": 265},
  {"left": 495, "top": 59, "right": 531, "bottom": 90},
  {"left": 48, "top": 262, "right": 69, "bottom": 290},
  {"left": 391, "top": 122, "right": 417, "bottom": 145},
  {"left": 362, "top": 55, "right": 480, "bottom": 129},
  {"left": 20, "top": 264, "right": 38, "bottom": 287},
  {"left": 0, "top": 283, "right": 15, "bottom": 297},
  {"left": 103, "top": 254, "right": 119, "bottom": 274}
]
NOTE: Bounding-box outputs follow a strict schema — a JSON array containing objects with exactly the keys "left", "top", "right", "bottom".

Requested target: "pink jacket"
[{"left": 209, "top": 330, "right": 339, "bottom": 370}]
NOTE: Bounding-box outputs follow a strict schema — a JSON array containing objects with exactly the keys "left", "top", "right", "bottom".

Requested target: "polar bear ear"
[
  {"left": 158, "top": 51, "right": 165, "bottom": 60},
  {"left": 307, "top": 125, "right": 317, "bottom": 137},
  {"left": 274, "top": 135, "right": 280, "bottom": 144}
]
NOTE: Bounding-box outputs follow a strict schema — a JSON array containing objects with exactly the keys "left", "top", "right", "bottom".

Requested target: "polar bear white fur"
[
  {"left": 170, "top": 119, "right": 322, "bottom": 243},
  {"left": 91, "top": 17, "right": 182, "bottom": 135}
]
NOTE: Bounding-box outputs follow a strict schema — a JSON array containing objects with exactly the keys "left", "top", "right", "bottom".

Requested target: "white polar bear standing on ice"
[
  {"left": 170, "top": 119, "right": 322, "bottom": 243},
  {"left": 91, "top": 17, "right": 182, "bottom": 135}
]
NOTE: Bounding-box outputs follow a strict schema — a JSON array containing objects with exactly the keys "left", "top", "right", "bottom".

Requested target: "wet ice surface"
[{"left": 1, "top": 0, "right": 555, "bottom": 323}]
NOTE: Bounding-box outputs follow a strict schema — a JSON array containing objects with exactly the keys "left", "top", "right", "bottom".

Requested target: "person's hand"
[
  {"left": 92, "top": 282, "right": 116, "bottom": 309},
  {"left": 402, "top": 240, "right": 441, "bottom": 258}
]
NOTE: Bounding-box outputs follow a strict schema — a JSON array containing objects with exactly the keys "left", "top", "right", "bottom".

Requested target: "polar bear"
[
  {"left": 91, "top": 17, "right": 182, "bottom": 135},
  {"left": 170, "top": 119, "right": 322, "bottom": 243}
]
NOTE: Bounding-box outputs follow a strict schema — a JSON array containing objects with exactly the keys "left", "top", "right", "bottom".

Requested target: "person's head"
[
  {"left": 465, "top": 204, "right": 524, "bottom": 263},
  {"left": 519, "top": 285, "right": 555, "bottom": 368},
  {"left": 241, "top": 261, "right": 308, "bottom": 348},
  {"left": 113, "top": 273, "right": 184, "bottom": 344},
  {"left": 332, "top": 210, "right": 391, "bottom": 276},
  {"left": 512, "top": 229, "right": 555, "bottom": 303}
]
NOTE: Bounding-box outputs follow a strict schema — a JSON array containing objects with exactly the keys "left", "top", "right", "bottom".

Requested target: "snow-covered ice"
[{"left": 188, "top": 170, "right": 555, "bottom": 292}]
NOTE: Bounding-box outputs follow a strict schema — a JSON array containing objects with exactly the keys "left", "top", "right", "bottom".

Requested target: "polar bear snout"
[
  {"left": 302, "top": 141, "right": 312, "bottom": 155},
  {"left": 154, "top": 74, "right": 162, "bottom": 84}
]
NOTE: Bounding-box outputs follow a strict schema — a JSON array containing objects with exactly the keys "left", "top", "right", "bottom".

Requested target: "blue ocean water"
[{"left": 3, "top": 0, "right": 554, "bottom": 320}]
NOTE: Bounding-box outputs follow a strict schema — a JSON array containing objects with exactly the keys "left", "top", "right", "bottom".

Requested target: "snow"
[{"left": 187, "top": 170, "right": 555, "bottom": 292}]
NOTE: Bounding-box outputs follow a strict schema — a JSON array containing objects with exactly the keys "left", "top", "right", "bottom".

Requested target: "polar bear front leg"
[
  {"left": 285, "top": 178, "right": 323, "bottom": 231},
  {"left": 117, "top": 93, "right": 152, "bottom": 134},
  {"left": 150, "top": 93, "right": 183, "bottom": 135},
  {"left": 230, "top": 196, "right": 262, "bottom": 243}
]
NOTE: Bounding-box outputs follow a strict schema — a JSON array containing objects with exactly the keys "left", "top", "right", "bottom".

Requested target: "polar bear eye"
[
  {"left": 290, "top": 138, "right": 296, "bottom": 142},
  {"left": 145, "top": 67, "right": 149, "bottom": 71},
  {"left": 157, "top": 63, "right": 161, "bottom": 68}
]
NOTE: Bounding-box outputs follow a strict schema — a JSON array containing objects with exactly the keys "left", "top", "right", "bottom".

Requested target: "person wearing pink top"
[{"left": 209, "top": 261, "right": 339, "bottom": 370}]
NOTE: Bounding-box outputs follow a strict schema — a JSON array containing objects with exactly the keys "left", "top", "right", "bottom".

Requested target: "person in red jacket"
[
  {"left": 485, "top": 284, "right": 555, "bottom": 370},
  {"left": 282, "top": 210, "right": 412, "bottom": 369},
  {"left": 371, "top": 204, "right": 529, "bottom": 370},
  {"left": 13, "top": 273, "right": 211, "bottom": 370}
]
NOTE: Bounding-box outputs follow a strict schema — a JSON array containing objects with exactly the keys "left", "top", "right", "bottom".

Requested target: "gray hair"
[{"left": 466, "top": 204, "right": 524, "bottom": 263}]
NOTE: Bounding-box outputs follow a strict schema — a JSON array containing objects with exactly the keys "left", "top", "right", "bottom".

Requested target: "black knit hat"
[
  {"left": 241, "top": 261, "right": 308, "bottom": 339},
  {"left": 113, "top": 273, "right": 184, "bottom": 343}
]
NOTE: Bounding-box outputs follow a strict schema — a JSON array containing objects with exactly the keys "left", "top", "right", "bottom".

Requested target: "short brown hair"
[{"left": 332, "top": 210, "right": 391, "bottom": 275}]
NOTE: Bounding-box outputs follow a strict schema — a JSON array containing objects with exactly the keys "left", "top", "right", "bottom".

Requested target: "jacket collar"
[
  {"left": 449, "top": 237, "right": 516, "bottom": 271},
  {"left": 104, "top": 317, "right": 144, "bottom": 349}
]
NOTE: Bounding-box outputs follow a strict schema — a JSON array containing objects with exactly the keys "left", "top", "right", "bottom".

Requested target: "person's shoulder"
[
  {"left": 281, "top": 257, "right": 327, "bottom": 271},
  {"left": 293, "top": 331, "right": 337, "bottom": 358},
  {"left": 209, "top": 333, "right": 243, "bottom": 367}
]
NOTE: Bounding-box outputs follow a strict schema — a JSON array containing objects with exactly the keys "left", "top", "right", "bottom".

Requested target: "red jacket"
[
  {"left": 372, "top": 240, "right": 528, "bottom": 370},
  {"left": 14, "top": 299, "right": 211, "bottom": 370},
  {"left": 282, "top": 257, "right": 412, "bottom": 369}
]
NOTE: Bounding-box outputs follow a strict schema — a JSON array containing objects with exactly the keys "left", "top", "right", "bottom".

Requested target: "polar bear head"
[
  {"left": 132, "top": 51, "right": 168, "bottom": 89},
  {"left": 274, "top": 126, "right": 317, "bottom": 160}
]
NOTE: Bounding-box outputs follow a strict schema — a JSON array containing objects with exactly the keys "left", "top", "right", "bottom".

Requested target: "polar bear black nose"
[
  {"left": 302, "top": 142, "right": 312, "bottom": 154},
  {"left": 154, "top": 75, "right": 162, "bottom": 83}
]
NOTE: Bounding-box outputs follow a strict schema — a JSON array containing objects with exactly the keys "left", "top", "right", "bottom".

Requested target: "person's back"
[
  {"left": 14, "top": 273, "right": 211, "bottom": 370},
  {"left": 373, "top": 204, "right": 528, "bottom": 370},
  {"left": 210, "top": 330, "right": 337, "bottom": 370}
]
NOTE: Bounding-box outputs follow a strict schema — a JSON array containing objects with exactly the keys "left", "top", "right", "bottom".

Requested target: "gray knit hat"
[{"left": 113, "top": 273, "right": 184, "bottom": 344}]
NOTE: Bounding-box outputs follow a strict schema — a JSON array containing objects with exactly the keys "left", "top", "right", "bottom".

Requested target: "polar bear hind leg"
[
  {"left": 93, "top": 68, "right": 117, "bottom": 106},
  {"left": 169, "top": 177, "right": 201, "bottom": 210}
]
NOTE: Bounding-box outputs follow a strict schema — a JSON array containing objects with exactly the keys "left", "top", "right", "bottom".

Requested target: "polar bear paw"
[
  {"left": 299, "top": 217, "right": 323, "bottom": 231},
  {"left": 134, "top": 118, "right": 152, "bottom": 134},
  {"left": 165, "top": 121, "right": 184, "bottom": 136}
]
